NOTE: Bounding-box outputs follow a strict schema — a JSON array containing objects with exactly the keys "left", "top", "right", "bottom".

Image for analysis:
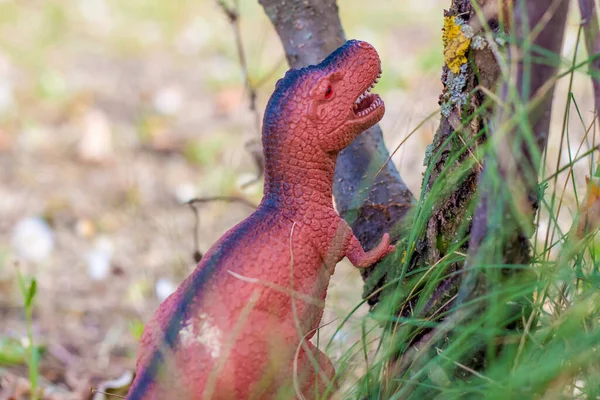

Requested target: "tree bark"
[
  {"left": 466, "top": 0, "right": 570, "bottom": 289},
  {"left": 392, "top": 0, "right": 503, "bottom": 327},
  {"left": 392, "top": 0, "right": 569, "bottom": 325},
  {"left": 376, "top": 0, "right": 569, "bottom": 392},
  {"left": 417, "top": 0, "right": 570, "bottom": 382},
  {"left": 578, "top": 0, "right": 600, "bottom": 118},
  {"left": 258, "top": 0, "right": 415, "bottom": 299}
]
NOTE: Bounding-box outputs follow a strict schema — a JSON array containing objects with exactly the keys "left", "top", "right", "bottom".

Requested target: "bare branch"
[
  {"left": 187, "top": 196, "right": 257, "bottom": 262},
  {"left": 215, "top": 0, "right": 275, "bottom": 186}
]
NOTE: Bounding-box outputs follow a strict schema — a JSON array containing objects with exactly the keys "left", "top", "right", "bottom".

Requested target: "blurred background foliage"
[{"left": 0, "top": 0, "right": 596, "bottom": 398}]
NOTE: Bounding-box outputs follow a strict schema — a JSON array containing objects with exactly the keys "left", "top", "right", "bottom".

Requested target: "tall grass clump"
[{"left": 324, "top": 9, "right": 600, "bottom": 400}]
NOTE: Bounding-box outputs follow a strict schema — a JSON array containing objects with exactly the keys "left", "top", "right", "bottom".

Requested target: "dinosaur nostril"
[{"left": 356, "top": 41, "right": 374, "bottom": 50}]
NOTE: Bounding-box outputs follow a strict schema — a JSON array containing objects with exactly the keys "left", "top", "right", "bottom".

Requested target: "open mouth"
[{"left": 352, "top": 70, "right": 383, "bottom": 117}]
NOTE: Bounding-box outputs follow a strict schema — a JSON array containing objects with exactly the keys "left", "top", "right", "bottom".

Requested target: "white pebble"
[
  {"left": 155, "top": 278, "right": 176, "bottom": 302},
  {"left": 86, "top": 236, "right": 114, "bottom": 280},
  {"left": 86, "top": 249, "right": 111, "bottom": 281},
  {"left": 11, "top": 217, "right": 55, "bottom": 262},
  {"left": 174, "top": 182, "right": 197, "bottom": 204},
  {"left": 153, "top": 85, "right": 183, "bottom": 116},
  {"left": 77, "top": 109, "right": 113, "bottom": 164}
]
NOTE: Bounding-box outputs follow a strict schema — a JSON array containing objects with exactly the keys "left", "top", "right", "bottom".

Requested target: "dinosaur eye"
[{"left": 324, "top": 85, "right": 333, "bottom": 99}]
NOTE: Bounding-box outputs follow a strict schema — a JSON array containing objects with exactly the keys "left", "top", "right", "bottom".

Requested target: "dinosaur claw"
[{"left": 380, "top": 233, "right": 396, "bottom": 257}]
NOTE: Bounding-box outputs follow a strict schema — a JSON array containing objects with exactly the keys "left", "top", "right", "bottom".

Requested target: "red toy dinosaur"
[{"left": 126, "top": 40, "right": 394, "bottom": 400}]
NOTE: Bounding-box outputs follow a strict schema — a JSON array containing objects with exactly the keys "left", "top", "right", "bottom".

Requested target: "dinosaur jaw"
[
  {"left": 351, "top": 71, "right": 384, "bottom": 125},
  {"left": 353, "top": 93, "right": 383, "bottom": 118}
]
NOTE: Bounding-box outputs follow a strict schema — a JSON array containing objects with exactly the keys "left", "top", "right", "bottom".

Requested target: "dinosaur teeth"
[
  {"left": 355, "top": 96, "right": 383, "bottom": 117},
  {"left": 353, "top": 71, "right": 384, "bottom": 114},
  {"left": 355, "top": 89, "right": 370, "bottom": 104}
]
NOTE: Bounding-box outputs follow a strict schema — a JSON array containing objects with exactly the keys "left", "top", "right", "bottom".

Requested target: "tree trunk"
[
  {"left": 258, "top": 0, "right": 415, "bottom": 301},
  {"left": 440, "top": 0, "right": 570, "bottom": 381},
  {"left": 578, "top": 0, "right": 600, "bottom": 118}
]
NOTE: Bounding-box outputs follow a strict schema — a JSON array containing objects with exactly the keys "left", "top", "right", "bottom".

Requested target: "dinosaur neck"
[{"left": 261, "top": 144, "right": 337, "bottom": 214}]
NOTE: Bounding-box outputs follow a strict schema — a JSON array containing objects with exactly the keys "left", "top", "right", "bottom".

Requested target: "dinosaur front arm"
[
  {"left": 320, "top": 219, "right": 394, "bottom": 269},
  {"left": 345, "top": 232, "right": 394, "bottom": 268}
]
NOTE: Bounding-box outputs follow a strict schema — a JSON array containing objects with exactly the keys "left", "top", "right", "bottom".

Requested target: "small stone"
[
  {"left": 174, "top": 182, "right": 197, "bottom": 204},
  {"left": 91, "top": 371, "right": 134, "bottom": 400},
  {"left": 87, "top": 249, "right": 111, "bottom": 281},
  {"left": 86, "top": 236, "right": 114, "bottom": 281},
  {"left": 153, "top": 85, "right": 183, "bottom": 116},
  {"left": 11, "top": 217, "right": 55, "bottom": 263},
  {"left": 75, "top": 219, "right": 95, "bottom": 238},
  {"left": 155, "top": 278, "right": 176, "bottom": 302},
  {"left": 77, "top": 109, "right": 113, "bottom": 164}
]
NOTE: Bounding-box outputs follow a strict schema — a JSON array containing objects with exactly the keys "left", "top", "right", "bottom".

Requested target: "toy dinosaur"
[{"left": 127, "top": 39, "right": 393, "bottom": 400}]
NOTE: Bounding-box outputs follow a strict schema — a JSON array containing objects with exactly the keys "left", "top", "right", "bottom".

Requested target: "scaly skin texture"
[{"left": 126, "top": 40, "right": 393, "bottom": 400}]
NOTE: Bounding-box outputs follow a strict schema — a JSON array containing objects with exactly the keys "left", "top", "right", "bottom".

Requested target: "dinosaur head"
[{"left": 263, "top": 40, "right": 384, "bottom": 154}]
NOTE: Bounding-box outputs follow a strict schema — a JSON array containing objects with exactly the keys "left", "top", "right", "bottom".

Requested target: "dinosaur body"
[{"left": 127, "top": 40, "right": 392, "bottom": 400}]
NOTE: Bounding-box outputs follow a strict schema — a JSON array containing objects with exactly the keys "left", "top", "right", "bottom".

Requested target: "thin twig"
[
  {"left": 90, "top": 389, "right": 126, "bottom": 399},
  {"left": 186, "top": 196, "right": 257, "bottom": 262},
  {"left": 186, "top": 196, "right": 257, "bottom": 209},
  {"left": 216, "top": 0, "right": 260, "bottom": 132},
  {"left": 215, "top": 0, "right": 282, "bottom": 188}
]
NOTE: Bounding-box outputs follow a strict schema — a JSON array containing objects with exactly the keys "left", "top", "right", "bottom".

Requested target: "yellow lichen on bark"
[
  {"left": 575, "top": 176, "right": 600, "bottom": 238},
  {"left": 585, "top": 176, "right": 600, "bottom": 209},
  {"left": 442, "top": 16, "right": 471, "bottom": 73}
]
